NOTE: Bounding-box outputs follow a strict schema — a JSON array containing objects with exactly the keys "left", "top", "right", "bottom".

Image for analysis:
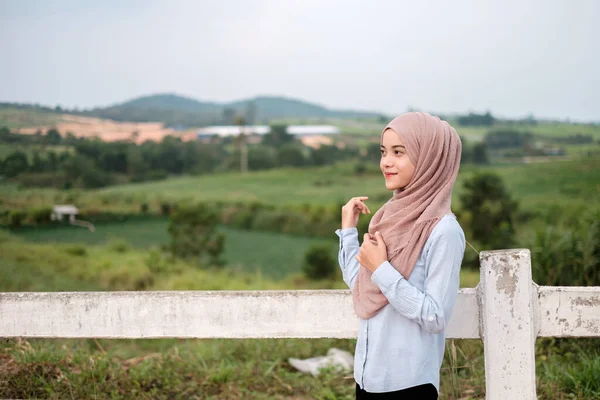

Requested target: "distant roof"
[
  {"left": 196, "top": 125, "right": 340, "bottom": 137},
  {"left": 196, "top": 125, "right": 270, "bottom": 137},
  {"left": 287, "top": 125, "right": 340, "bottom": 135},
  {"left": 53, "top": 205, "right": 79, "bottom": 214}
]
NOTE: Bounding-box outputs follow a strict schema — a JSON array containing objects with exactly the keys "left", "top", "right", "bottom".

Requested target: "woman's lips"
[{"left": 384, "top": 173, "right": 396, "bottom": 179}]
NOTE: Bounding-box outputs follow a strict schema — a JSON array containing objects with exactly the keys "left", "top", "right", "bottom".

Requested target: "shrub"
[
  {"left": 459, "top": 172, "right": 518, "bottom": 257},
  {"left": 64, "top": 245, "right": 88, "bottom": 257},
  {"left": 140, "top": 202, "right": 149, "bottom": 214},
  {"left": 303, "top": 244, "right": 336, "bottom": 280},
  {"left": 108, "top": 238, "right": 130, "bottom": 253},
  {"left": 354, "top": 163, "right": 367, "bottom": 175},
  {"left": 168, "top": 202, "right": 225, "bottom": 267},
  {"left": 8, "top": 210, "right": 26, "bottom": 229},
  {"left": 160, "top": 202, "right": 172, "bottom": 216},
  {"left": 531, "top": 211, "right": 600, "bottom": 287},
  {"left": 30, "top": 207, "right": 52, "bottom": 225},
  {"left": 145, "top": 248, "right": 169, "bottom": 274}
]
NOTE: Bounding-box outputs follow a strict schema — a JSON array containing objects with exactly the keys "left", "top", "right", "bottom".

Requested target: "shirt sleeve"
[
  {"left": 370, "top": 221, "right": 465, "bottom": 333},
  {"left": 335, "top": 227, "right": 361, "bottom": 290}
]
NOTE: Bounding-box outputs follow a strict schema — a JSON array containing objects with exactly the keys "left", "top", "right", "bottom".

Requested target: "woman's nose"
[{"left": 381, "top": 154, "right": 393, "bottom": 166}]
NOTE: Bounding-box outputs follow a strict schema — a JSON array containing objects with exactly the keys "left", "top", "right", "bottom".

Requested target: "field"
[
  {"left": 1, "top": 228, "right": 596, "bottom": 399},
  {"left": 83, "top": 157, "right": 600, "bottom": 211},
  {"left": 10, "top": 219, "right": 339, "bottom": 280},
  {"left": 0, "top": 107, "right": 61, "bottom": 129},
  {"left": 1, "top": 111, "right": 599, "bottom": 398}
]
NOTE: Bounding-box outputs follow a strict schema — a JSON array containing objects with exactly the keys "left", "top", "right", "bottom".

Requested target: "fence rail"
[{"left": 1, "top": 249, "right": 599, "bottom": 399}]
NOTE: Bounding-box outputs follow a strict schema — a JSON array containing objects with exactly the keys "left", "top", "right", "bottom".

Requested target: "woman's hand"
[
  {"left": 356, "top": 232, "right": 388, "bottom": 273},
  {"left": 341, "top": 196, "right": 371, "bottom": 229}
]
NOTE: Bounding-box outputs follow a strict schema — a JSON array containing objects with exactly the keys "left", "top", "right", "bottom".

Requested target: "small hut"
[
  {"left": 51, "top": 205, "right": 79, "bottom": 223},
  {"left": 51, "top": 205, "right": 95, "bottom": 232}
]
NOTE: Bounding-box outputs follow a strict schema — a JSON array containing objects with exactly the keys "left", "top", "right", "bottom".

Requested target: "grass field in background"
[
  {"left": 10, "top": 219, "right": 337, "bottom": 280},
  {"left": 0, "top": 231, "right": 595, "bottom": 399},
  {"left": 0, "top": 107, "right": 61, "bottom": 129},
  {"left": 2, "top": 157, "right": 598, "bottom": 217},
  {"left": 96, "top": 157, "right": 600, "bottom": 210}
]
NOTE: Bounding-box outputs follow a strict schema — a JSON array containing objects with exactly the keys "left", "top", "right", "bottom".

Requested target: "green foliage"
[
  {"left": 459, "top": 173, "right": 518, "bottom": 259},
  {"left": 537, "top": 339, "right": 600, "bottom": 399},
  {"left": 1, "top": 150, "right": 29, "bottom": 177},
  {"left": 29, "top": 207, "right": 52, "bottom": 225},
  {"left": 63, "top": 244, "right": 87, "bottom": 257},
  {"left": 276, "top": 144, "right": 306, "bottom": 167},
  {"left": 108, "top": 238, "right": 130, "bottom": 253},
  {"left": 472, "top": 142, "right": 489, "bottom": 164},
  {"left": 302, "top": 244, "right": 336, "bottom": 280},
  {"left": 159, "top": 202, "right": 172, "bottom": 216},
  {"left": 144, "top": 247, "right": 172, "bottom": 274},
  {"left": 457, "top": 111, "right": 495, "bottom": 126},
  {"left": 8, "top": 210, "right": 26, "bottom": 229},
  {"left": 354, "top": 162, "right": 367, "bottom": 175},
  {"left": 531, "top": 208, "right": 600, "bottom": 286},
  {"left": 262, "top": 124, "right": 295, "bottom": 148},
  {"left": 485, "top": 129, "right": 533, "bottom": 149},
  {"left": 168, "top": 203, "right": 225, "bottom": 267}
]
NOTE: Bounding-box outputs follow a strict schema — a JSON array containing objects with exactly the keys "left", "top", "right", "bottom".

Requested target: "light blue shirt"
[{"left": 335, "top": 214, "right": 465, "bottom": 393}]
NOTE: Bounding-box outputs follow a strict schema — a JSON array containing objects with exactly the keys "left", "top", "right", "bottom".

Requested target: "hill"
[{"left": 81, "top": 93, "right": 383, "bottom": 126}]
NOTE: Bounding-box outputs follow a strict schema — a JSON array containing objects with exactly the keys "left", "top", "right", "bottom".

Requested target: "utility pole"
[{"left": 234, "top": 115, "right": 248, "bottom": 174}]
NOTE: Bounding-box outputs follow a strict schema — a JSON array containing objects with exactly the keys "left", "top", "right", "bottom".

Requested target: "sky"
[{"left": 1, "top": 0, "right": 599, "bottom": 121}]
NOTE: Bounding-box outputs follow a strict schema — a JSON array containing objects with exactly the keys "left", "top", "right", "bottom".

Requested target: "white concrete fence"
[{"left": 1, "top": 249, "right": 599, "bottom": 399}]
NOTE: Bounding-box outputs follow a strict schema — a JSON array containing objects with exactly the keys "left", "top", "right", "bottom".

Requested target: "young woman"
[{"left": 336, "top": 112, "right": 465, "bottom": 399}]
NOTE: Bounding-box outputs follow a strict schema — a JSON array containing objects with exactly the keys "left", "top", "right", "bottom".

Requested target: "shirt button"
[{"left": 428, "top": 316, "right": 435, "bottom": 322}]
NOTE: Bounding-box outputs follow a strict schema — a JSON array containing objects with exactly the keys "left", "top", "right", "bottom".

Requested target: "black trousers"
[{"left": 355, "top": 383, "right": 438, "bottom": 399}]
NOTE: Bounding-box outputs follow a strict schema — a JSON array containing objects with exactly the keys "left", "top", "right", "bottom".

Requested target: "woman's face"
[{"left": 380, "top": 129, "right": 416, "bottom": 191}]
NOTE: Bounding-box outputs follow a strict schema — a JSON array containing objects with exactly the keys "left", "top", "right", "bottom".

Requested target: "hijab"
[{"left": 352, "top": 112, "right": 462, "bottom": 319}]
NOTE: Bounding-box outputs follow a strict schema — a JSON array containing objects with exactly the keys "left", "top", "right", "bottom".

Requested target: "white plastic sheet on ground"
[{"left": 288, "top": 348, "right": 354, "bottom": 377}]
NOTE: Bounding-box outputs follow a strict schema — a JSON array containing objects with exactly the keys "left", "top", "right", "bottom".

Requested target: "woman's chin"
[{"left": 385, "top": 182, "right": 399, "bottom": 191}]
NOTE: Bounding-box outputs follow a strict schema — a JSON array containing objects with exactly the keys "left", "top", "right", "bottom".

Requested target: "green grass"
[
  {"left": 0, "top": 226, "right": 595, "bottom": 399},
  {"left": 11, "top": 219, "right": 337, "bottom": 280},
  {"left": 6, "top": 218, "right": 482, "bottom": 286},
  {"left": 2, "top": 158, "right": 598, "bottom": 222},
  {"left": 92, "top": 157, "right": 600, "bottom": 211},
  {"left": 450, "top": 123, "right": 600, "bottom": 142},
  {"left": 0, "top": 107, "right": 62, "bottom": 129}
]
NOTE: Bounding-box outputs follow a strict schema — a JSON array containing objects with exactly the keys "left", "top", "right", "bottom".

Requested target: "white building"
[{"left": 196, "top": 125, "right": 340, "bottom": 140}]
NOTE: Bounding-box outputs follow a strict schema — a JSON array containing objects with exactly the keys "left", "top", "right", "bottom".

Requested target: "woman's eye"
[{"left": 395, "top": 151, "right": 402, "bottom": 155}]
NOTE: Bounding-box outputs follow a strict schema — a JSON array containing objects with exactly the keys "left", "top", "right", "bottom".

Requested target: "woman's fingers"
[{"left": 352, "top": 198, "right": 370, "bottom": 214}]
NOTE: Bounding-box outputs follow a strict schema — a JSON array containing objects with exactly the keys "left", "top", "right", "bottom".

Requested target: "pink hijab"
[{"left": 352, "top": 112, "right": 462, "bottom": 319}]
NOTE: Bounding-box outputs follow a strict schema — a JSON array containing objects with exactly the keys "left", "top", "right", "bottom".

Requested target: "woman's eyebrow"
[{"left": 380, "top": 145, "right": 406, "bottom": 148}]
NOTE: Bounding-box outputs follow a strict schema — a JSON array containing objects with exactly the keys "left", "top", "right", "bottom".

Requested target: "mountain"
[
  {"left": 112, "top": 93, "right": 221, "bottom": 113},
  {"left": 82, "top": 93, "right": 383, "bottom": 126}
]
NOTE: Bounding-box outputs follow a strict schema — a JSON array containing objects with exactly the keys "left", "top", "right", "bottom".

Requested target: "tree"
[
  {"left": 45, "top": 128, "right": 62, "bottom": 145},
  {"left": 233, "top": 115, "right": 248, "bottom": 173},
  {"left": 168, "top": 203, "right": 225, "bottom": 267},
  {"left": 458, "top": 112, "right": 495, "bottom": 126},
  {"left": 302, "top": 244, "right": 336, "bottom": 280},
  {"left": 0, "top": 126, "right": 10, "bottom": 141},
  {"left": 1, "top": 151, "right": 29, "bottom": 177},
  {"left": 276, "top": 144, "right": 305, "bottom": 167},
  {"left": 472, "top": 143, "right": 489, "bottom": 164},
  {"left": 262, "top": 124, "right": 294, "bottom": 148},
  {"left": 30, "top": 151, "right": 46, "bottom": 172},
  {"left": 460, "top": 173, "right": 518, "bottom": 251},
  {"left": 485, "top": 129, "right": 533, "bottom": 149},
  {"left": 310, "top": 144, "right": 340, "bottom": 166},
  {"left": 365, "top": 142, "right": 381, "bottom": 162}
]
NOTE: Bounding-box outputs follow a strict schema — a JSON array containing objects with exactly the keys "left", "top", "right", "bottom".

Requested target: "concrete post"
[{"left": 479, "top": 249, "right": 537, "bottom": 400}]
